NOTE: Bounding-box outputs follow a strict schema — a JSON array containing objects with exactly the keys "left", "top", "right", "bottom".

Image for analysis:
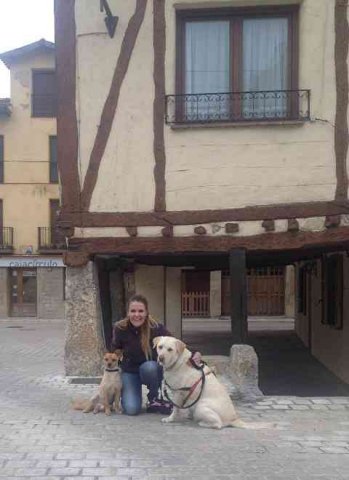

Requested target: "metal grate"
[{"left": 165, "top": 89, "right": 310, "bottom": 124}]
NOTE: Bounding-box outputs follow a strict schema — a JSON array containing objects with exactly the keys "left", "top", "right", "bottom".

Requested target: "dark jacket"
[{"left": 111, "top": 321, "right": 171, "bottom": 373}]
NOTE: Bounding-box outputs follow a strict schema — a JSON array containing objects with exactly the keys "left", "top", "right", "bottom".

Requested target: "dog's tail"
[
  {"left": 229, "top": 418, "right": 273, "bottom": 430},
  {"left": 71, "top": 398, "right": 92, "bottom": 411}
]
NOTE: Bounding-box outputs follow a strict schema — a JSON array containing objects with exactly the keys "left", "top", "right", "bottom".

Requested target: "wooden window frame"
[
  {"left": 49, "top": 135, "right": 58, "bottom": 183},
  {"left": 321, "top": 254, "right": 343, "bottom": 330},
  {"left": 175, "top": 5, "right": 299, "bottom": 121},
  {"left": 32, "top": 69, "right": 57, "bottom": 118}
]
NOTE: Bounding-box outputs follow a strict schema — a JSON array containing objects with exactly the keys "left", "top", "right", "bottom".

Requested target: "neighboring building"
[
  {"left": 55, "top": 0, "right": 349, "bottom": 381},
  {"left": 0, "top": 39, "right": 65, "bottom": 319}
]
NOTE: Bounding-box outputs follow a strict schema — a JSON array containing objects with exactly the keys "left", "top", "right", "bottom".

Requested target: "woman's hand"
[{"left": 192, "top": 351, "right": 202, "bottom": 365}]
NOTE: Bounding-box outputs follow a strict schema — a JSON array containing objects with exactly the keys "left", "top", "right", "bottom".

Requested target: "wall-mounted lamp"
[{"left": 100, "top": 0, "right": 118, "bottom": 38}]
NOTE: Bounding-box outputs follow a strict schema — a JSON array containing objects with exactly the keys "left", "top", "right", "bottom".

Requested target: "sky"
[{"left": 0, "top": 0, "right": 54, "bottom": 97}]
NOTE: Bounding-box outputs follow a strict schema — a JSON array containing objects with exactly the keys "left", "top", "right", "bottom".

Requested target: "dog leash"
[{"left": 163, "top": 358, "right": 214, "bottom": 410}]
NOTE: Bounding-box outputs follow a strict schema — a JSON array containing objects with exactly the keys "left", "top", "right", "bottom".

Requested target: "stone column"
[
  {"left": 65, "top": 261, "right": 105, "bottom": 376},
  {"left": 165, "top": 267, "right": 182, "bottom": 338},
  {"left": 0, "top": 268, "right": 9, "bottom": 318},
  {"left": 209, "top": 270, "right": 221, "bottom": 317}
]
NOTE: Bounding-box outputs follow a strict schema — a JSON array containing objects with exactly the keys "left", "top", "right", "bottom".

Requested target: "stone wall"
[
  {"left": 37, "top": 267, "right": 65, "bottom": 319},
  {"left": 0, "top": 269, "right": 9, "bottom": 318}
]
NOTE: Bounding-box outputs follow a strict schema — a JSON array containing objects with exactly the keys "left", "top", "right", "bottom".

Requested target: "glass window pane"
[
  {"left": 185, "top": 21, "right": 230, "bottom": 121},
  {"left": 242, "top": 17, "right": 288, "bottom": 119}
]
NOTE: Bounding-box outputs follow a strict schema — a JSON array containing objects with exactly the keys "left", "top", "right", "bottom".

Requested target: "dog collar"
[{"left": 105, "top": 368, "right": 120, "bottom": 372}]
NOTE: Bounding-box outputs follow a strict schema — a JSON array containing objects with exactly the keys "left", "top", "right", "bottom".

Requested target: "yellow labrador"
[{"left": 154, "top": 336, "right": 269, "bottom": 430}]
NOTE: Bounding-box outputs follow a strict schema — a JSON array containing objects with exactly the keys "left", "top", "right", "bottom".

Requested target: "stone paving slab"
[{"left": 0, "top": 319, "right": 349, "bottom": 479}]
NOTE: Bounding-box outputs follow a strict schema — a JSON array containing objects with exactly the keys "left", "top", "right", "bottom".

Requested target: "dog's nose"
[{"left": 158, "top": 354, "right": 164, "bottom": 362}]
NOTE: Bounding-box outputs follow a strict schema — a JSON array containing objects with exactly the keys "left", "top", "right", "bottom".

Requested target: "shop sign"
[{"left": 0, "top": 257, "right": 65, "bottom": 268}]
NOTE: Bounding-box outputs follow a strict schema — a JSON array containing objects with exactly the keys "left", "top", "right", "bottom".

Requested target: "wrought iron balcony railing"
[
  {"left": 32, "top": 94, "right": 57, "bottom": 118},
  {"left": 165, "top": 89, "right": 311, "bottom": 125},
  {"left": 0, "top": 227, "right": 14, "bottom": 251},
  {"left": 38, "top": 227, "right": 66, "bottom": 251}
]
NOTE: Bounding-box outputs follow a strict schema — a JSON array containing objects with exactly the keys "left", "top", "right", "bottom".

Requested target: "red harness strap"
[{"left": 181, "top": 367, "right": 213, "bottom": 408}]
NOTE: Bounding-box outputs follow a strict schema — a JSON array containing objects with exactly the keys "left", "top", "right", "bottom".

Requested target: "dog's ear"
[
  {"left": 175, "top": 339, "right": 186, "bottom": 355},
  {"left": 113, "top": 349, "right": 123, "bottom": 360},
  {"left": 153, "top": 336, "right": 162, "bottom": 348}
]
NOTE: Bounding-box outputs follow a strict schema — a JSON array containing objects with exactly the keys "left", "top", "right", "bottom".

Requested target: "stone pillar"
[
  {"left": 0, "top": 268, "right": 9, "bottom": 318},
  {"left": 209, "top": 270, "right": 221, "bottom": 317},
  {"left": 37, "top": 267, "right": 65, "bottom": 319},
  {"left": 229, "top": 344, "right": 263, "bottom": 400},
  {"left": 135, "top": 265, "right": 165, "bottom": 322},
  {"left": 65, "top": 261, "right": 105, "bottom": 376},
  {"left": 285, "top": 265, "right": 295, "bottom": 317},
  {"left": 165, "top": 267, "right": 182, "bottom": 338}
]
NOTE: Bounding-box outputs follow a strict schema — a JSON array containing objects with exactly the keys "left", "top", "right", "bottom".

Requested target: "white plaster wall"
[
  {"left": 75, "top": 0, "right": 155, "bottom": 212},
  {"left": 75, "top": 0, "right": 341, "bottom": 213},
  {"left": 134, "top": 265, "right": 165, "bottom": 323},
  {"left": 165, "top": 267, "right": 182, "bottom": 338},
  {"left": 310, "top": 257, "right": 349, "bottom": 384},
  {"left": 210, "top": 271, "right": 222, "bottom": 317},
  {"left": 164, "top": 0, "right": 337, "bottom": 210}
]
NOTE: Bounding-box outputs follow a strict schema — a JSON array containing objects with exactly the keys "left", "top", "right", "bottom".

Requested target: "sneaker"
[{"left": 146, "top": 397, "right": 173, "bottom": 414}]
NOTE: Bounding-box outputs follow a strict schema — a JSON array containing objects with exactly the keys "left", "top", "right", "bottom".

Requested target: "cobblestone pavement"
[{"left": 0, "top": 319, "right": 349, "bottom": 479}]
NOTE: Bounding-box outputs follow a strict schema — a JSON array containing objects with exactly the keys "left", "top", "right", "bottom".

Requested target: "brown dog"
[{"left": 72, "top": 351, "right": 122, "bottom": 416}]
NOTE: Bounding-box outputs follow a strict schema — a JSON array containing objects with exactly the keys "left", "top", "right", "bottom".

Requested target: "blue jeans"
[{"left": 121, "top": 361, "right": 163, "bottom": 416}]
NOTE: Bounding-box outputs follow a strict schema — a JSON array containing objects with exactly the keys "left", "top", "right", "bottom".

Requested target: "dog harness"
[{"left": 163, "top": 356, "right": 215, "bottom": 410}]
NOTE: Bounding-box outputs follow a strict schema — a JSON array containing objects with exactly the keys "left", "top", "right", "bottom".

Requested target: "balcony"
[
  {"left": 0, "top": 227, "right": 14, "bottom": 253},
  {"left": 31, "top": 94, "right": 57, "bottom": 118},
  {"left": 165, "top": 89, "right": 310, "bottom": 125},
  {"left": 38, "top": 227, "right": 66, "bottom": 253}
]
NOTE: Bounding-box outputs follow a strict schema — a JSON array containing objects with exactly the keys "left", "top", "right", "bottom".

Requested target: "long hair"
[{"left": 116, "top": 294, "right": 158, "bottom": 359}]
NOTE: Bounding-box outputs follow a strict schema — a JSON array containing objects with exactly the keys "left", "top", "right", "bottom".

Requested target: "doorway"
[
  {"left": 222, "top": 267, "right": 285, "bottom": 316},
  {"left": 9, "top": 268, "right": 37, "bottom": 317}
]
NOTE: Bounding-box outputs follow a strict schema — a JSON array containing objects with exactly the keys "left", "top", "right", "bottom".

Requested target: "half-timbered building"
[{"left": 55, "top": 0, "right": 349, "bottom": 382}]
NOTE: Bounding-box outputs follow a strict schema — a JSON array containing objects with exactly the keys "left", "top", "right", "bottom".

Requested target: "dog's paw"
[{"left": 161, "top": 416, "right": 173, "bottom": 423}]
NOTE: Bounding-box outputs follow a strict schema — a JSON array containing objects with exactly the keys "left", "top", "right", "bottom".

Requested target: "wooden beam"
[{"left": 230, "top": 249, "right": 248, "bottom": 344}]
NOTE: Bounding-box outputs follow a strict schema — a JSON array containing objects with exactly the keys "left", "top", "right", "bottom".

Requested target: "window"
[
  {"left": 32, "top": 70, "right": 57, "bottom": 117},
  {"left": 49, "top": 136, "right": 58, "bottom": 183},
  {"left": 172, "top": 6, "right": 305, "bottom": 123},
  {"left": 0, "top": 136, "right": 3, "bottom": 183},
  {"left": 322, "top": 254, "right": 343, "bottom": 329}
]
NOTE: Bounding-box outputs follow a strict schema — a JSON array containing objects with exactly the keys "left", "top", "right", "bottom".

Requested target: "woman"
[{"left": 111, "top": 294, "right": 172, "bottom": 416}]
